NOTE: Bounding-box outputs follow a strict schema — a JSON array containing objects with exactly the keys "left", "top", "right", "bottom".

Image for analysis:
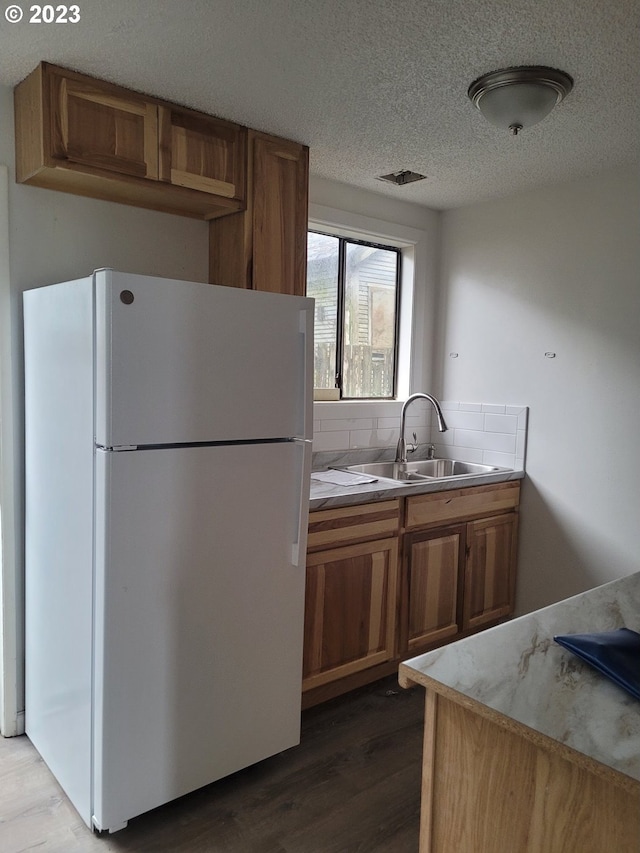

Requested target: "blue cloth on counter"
[{"left": 554, "top": 627, "right": 640, "bottom": 700}]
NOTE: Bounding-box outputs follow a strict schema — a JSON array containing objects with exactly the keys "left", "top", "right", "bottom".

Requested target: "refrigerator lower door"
[{"left": 92, "top": 441, "right": 310, "bottom": 832}]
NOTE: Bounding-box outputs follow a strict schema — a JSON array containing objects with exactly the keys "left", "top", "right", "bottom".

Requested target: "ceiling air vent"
[{"left": 378, "top": 169, "right": 426, "bottom": 186}]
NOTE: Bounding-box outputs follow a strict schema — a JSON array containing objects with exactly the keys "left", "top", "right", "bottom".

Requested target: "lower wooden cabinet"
[
  {"left": 406, "top": 526, "right": 465, "bottom": 653},
  {"left": 463, "top": 513, "right": 518, "bottom": 631},
  {"left": 302, "top": 537, "right": 398, "bottom": 691},
  {"left": 405, "top": 512, "right": 519, "bottom": 657},
  {"left": 303, "top": 482, "right": 520, "bottom": 706}
]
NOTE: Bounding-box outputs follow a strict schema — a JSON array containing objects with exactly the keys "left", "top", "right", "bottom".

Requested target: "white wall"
[
  {"left": 309, "top": 176, "right": 440, "bottom": 232},
  {"left": 436, "top": 166, "right": 640, "bottom": 615},
  {"left": 0, "top": 83, "right": 209, "bottom": 732}
]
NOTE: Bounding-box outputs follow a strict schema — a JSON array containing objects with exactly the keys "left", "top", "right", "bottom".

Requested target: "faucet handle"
[{"left": 407, "top": 432, "right": 418, "bottom": 455}]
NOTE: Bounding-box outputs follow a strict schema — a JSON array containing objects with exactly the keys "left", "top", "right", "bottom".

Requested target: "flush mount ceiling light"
[{"left": 468, "top": 66, "right": 573, "bottom": 136}]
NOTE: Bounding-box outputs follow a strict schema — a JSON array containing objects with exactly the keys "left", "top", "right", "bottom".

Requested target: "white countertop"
[
  {"left": 309, "top": 466, "right": 524, "bottom": 510},
  {"left": 401, "top": 572, "right": 640, "bottom": 783}
]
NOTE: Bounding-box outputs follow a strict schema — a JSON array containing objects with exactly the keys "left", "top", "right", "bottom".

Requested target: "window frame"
[{"left": 308, "top": 229, "right": 402, "bottom": 401}]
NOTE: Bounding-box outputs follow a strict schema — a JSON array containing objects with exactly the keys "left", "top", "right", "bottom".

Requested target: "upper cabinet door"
[
  {"left": 49, "top": 70, "right": 159, "bottom": 179},
  {"left": 158, "top": 107, "right": 246, "bottom": 202},
  {"left": 208, "top": 131, "right": 309, "bottom": 295},
  {"left": 252, "top": 132, "right": 309, "bottom": 296}
]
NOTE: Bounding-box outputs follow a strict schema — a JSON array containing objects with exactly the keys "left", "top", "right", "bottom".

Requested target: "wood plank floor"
[{"left": 0, "top": 677, "right": 423, "bottom": 852}]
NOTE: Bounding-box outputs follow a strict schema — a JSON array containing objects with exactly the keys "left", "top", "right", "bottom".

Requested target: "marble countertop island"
[{"left": 400, "top": 571, "right": 640, "bottom": 786}]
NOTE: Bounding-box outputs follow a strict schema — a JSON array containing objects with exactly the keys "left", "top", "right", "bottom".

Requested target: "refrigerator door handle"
[
  {"left": 299, "top": 308, "right": 314, "bottom": 441},
  {"left": 291, "top": 439, "right": 312, "bottom": 567}
]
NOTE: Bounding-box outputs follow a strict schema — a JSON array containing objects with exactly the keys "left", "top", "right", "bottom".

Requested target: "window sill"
[
  {"left": 313, "top": 398, "right": 404, "bottom": 416},
  {"left": 314, "top": 389, "right": 341, "bottom": 401}
]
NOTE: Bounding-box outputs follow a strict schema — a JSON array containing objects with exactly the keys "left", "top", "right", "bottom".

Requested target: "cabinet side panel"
[
  {"left": 428, "top": 697, "right": 640, "bottom": 852},
  {"left": 23, "top": 278, "right": 95, "bottom": 828},
  {"left": 208, "top": 211, "right": 251, "bottom": 288},
  {"left": 14, "top": 65, "right": 45, "bottom": 183}
]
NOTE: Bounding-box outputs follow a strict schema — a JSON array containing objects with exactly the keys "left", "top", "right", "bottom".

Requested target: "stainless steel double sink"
[{"left": 334, "top": 458, "right": 511, "bottom": 483}]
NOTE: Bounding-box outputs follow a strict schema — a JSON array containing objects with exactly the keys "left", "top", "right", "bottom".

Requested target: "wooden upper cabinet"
[
  {"left": 49, "top": 72, "right": 159, "bottom": 179},
  {"left": 15, "top": 63, "right": 306, "bottom": 290},
  {"left": 251, "top": 132, "right": 309, "bottom": 295},
  {"left": 158, "top": 106, "right": 245, "bottom": 201},
  {"left": 209, "top": 130, "right": 309, "bottom": 296},
  {"left": 15, "top": 63, "right": 246, "bottom": 220}
]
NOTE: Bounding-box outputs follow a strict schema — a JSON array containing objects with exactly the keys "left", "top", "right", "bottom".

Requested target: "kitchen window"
[{"left": 307, "top": 231, "right": 400, "bottom": 399}]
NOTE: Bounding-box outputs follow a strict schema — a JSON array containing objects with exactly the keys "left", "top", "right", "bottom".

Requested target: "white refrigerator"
[{"left": 23, "top": 269, "right": 314, "bottom": 833}]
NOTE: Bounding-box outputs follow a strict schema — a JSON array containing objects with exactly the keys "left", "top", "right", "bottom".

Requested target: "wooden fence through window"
[{"left": 314, "top": 343, "right": 394, "bottom": 398}]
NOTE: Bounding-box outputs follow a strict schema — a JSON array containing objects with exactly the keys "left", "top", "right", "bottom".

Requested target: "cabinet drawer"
[
  {"left": 405, "top": 482, "right": 520, "bottom": 530},
  {"left": 307, "top": 500, "right": 400, "bottom": 551}
]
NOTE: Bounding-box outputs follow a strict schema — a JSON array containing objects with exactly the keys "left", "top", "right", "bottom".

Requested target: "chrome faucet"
[{"left": 395, "top": 393, "right": 448, "bottom": 463}]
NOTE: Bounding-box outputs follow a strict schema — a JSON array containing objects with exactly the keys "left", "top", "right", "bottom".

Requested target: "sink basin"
[{"left": 335, "top": 459, "right": 510, "bottom": 483}]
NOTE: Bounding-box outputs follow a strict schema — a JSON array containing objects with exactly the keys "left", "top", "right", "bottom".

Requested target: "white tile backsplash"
[
  {"left": 349, "top": 427, "right": 398, "bottom": 449},
  {"left": 320, "top": 418, "right": 374, "bottom": 432},
  {"left": 437, "top": 402, "right": 528, "bottom": 470},
  {"left": 312, "top": 429, "right": 351, "bottom": 452},
  {"left": 313, "top": 399, "right": 528, "bottom": 471},
  {"left": 313, "top": 401, "right": 402, "bottom": 452},
  {"left": 377, "top": 416, "right": 404, "bottom": 430},
  {"left": 443, "top": 410, "right": 485, "bottom": 431},
  {"left": 484, "top": 413, "right": 518, "bottom": 434},
  {"left": 454, "top": 429, "right": 517, "bottom": 453}
]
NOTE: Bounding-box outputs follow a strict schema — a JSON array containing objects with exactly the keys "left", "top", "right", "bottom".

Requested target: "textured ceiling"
[{"left": 1, "top": 0, "right": 638, "bottom": 209}]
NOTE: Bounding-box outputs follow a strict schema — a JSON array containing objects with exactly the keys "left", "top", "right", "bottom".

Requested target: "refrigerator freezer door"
[
  {"left": 92, "top": 441, "right": 309, "bottom": 831},
  {"left": 94, "top": 270, "right": 313, "bottom": 448}
]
